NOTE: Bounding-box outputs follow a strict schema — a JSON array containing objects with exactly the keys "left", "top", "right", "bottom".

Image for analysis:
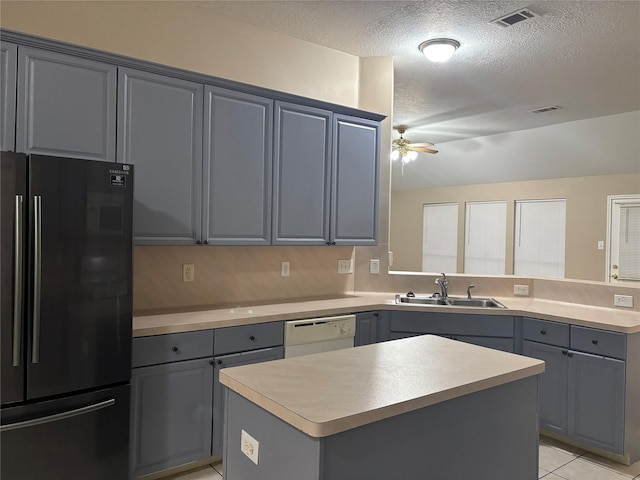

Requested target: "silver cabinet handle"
[
  {"left": 32, "top": 195, "right": 42, "bottom": 364},
  {"left": 0, "top": 399, "right": 115, "bottom": 432},
  {"left": 13, "top": 195, "right": 24, "bottom": 366}
]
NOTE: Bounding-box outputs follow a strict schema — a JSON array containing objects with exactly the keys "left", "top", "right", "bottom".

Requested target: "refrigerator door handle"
[
  {"left": 0, "top": 398, "right": 116, "bottom": 432},
  {"left": 32, "top": 195, "right": 42, "bottom": 364},
  {"left": 13, "top": 195, "right": 24, "bottom": 366}
]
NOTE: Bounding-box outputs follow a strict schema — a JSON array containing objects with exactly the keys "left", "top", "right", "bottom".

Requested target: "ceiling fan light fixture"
[{"left": 418, "top": 38, "right": 460, "bottom": 63}]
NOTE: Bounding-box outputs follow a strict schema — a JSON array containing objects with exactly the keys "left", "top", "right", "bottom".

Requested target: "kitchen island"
[{"left": 219, "top": 335, "right": 545, "bottom": 480}]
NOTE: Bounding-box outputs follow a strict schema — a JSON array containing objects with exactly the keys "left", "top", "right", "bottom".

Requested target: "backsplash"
[{"left": 133, "top": 245, "right": 355, "bottom": 313}]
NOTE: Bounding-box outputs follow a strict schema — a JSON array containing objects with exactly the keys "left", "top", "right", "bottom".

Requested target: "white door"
[{"left": 607, "top": 195, "right": 640, "bottom": 283}]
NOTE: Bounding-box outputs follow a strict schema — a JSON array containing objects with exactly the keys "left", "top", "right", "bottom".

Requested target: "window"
[
  {"left": 464, "top": 201, "right": 507, "bottom": 274},
  {"left": 514, "top": 199, "right": 566, "bottom": 278},
  {"left": 422, "top": 203, "right": 458, "bottom": 272}
]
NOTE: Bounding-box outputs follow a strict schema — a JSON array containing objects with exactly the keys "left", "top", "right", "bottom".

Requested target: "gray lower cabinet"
[
  {"left": 0, "top": 41, "right": 17, "bottom": 151},
  {"left": 272, "top": 102, "right": 332, "bottom": 245},
  {"left": 522, "top": 317, "right": 627, "bottom": 455},
  {"left": 131, "top": 331, "right": 214, "bottom": 477},
  {"left": 331, "top": 114, "right": 380, "bottom": 245},
  {"left": 522, "top": 340, "right": 569, "bottom": 435},
  {"left": 203, "top": 87, "right": 273, "bottom": 245},
  {"left": 118, "top": 67, "right": 204, "bottom": 245},
  {"left": 212, "top": 346, "right": 284, "bottom": 456},
  {"left": 355, "top": 311, "right": 391, "bottom": 346},
  {"left": 16, "top": 46, "right": 116, "bottom": 161},
  {"left": 389, "top": 311, "right": 515, "bottom": 352},
  {"left": 568, "top": 349, "right": 625, "bottom": 454},
  {"left": 355, "top": 311, "right": 379, "bottom": 346}
]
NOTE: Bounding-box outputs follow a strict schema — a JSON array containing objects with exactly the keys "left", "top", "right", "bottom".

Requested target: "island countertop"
[{"left": 219, "top": 334, "right": 545, "bottom": 438}]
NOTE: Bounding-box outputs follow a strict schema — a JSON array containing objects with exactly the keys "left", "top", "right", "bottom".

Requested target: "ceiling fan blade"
[
  {"left": 412, "top": 147, "right": 439, "bottom": 154},
  {"left": 409, "top": 142, "right": 435, "bottom": 147}
]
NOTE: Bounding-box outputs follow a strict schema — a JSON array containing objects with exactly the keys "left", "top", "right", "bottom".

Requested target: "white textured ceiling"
[{"left": 194, "top": 1, "right": 640, "bottom": 187}]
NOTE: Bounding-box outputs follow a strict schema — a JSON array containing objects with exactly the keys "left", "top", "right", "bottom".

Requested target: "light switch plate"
[
  {"left": 281, "top": 261, "right": 290, "bottom": 277},
  {"left": 337, "top": 259, "right": 353, "bottom": 274}
]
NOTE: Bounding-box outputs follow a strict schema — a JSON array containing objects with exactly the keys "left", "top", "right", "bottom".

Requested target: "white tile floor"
[{"left": 166, "top": 436, "right": 640, "bottom": 480}]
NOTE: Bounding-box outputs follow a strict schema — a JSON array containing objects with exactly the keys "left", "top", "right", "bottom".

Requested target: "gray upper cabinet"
[
  {"left": 272, "top": 102, "right": 332, "bottom": 245},
  {"left": 16, "top": 47, "right": 116, "bottom": 161},
  {"left": 118, "top": 68, "right": 203, "bottom": 245},
  {"left": 203, "top": 87, "right": 273, "bottom": 245},
  {"left": 0, "top": 42, "right": 17, "bottom": 151},
  {"left": 331, "top": 114, "right": 380, "bottom": 245}
]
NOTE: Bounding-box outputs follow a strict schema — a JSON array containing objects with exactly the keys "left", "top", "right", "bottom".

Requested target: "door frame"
[{"left": 606, "top": 194, "right": 640, "bottom": 283}]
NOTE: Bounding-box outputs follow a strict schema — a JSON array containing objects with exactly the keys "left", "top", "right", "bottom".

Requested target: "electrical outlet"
[
  {"left": 240, "top": 429, "right": 259, "bottom": 465},
  {"left": 597, "top": 240, "right": 604, "bottom": 250},
  {"left": 281, "top": 261, "right": 290, "bottom": 277},
  {"left": 182, "top": 264, "right": 195, "bottom": 282},
  {"left": 369, "top": 259, "right": 380, "bottom": 274},
  {"left": 337, "top": 259, "right": 353, "bottom": 274},
  {"left": 513, "top": 284, "right": 530, "bottom": 296},
  {"left": 614, "top": 294, "right": 634, "bottom": 308}
]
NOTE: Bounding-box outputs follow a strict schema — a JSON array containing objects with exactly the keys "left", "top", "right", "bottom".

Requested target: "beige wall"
[
  {"left": 0, "top": 1, "right": 360, "bottom": 105},
  {"left": 1, "top": 1, "right": 394, "bottom": 312},
  {"left": 389, "top": 173, "right": 640, "bottom": 281}
]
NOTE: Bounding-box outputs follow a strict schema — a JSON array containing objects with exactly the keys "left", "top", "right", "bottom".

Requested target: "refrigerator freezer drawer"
[{"left": 0, "top": 384, "right": 130, "bottom": 480}]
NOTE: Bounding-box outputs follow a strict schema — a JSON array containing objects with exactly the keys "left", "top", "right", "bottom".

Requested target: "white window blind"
[
  {"left": 514, "top": 199, "right": 566, "bottom": 278},
  {"left": 464, "top": 201, "right": 507, "bottom": 274},
  {"left": 422, "top": 203, "right": 458, "bottom": 272},
  {"left": 618, "top": 204, "right": 640, "bottom": 280}
]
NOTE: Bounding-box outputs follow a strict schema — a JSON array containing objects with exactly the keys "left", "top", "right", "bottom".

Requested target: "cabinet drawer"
[
  {"left": 133, "top": 330, "right": 214, "bottom": 367},
  {"left": 570, "top": 326, "right": 626, "bottom": 359},
  {"left": 214, "top": 321, "right": 283, "bottom": 355},
  {"left": 523, "top": 318, "right": 569, "bottom": 347}
]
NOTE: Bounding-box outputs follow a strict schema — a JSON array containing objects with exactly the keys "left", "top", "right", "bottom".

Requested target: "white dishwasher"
[{"left": 284, "top": 314, "right": 356, "bottom": 358}]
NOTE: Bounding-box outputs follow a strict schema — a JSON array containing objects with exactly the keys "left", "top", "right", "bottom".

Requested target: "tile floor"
[{"left": 166, "top": 436, "right": 640, "bottom": 480}]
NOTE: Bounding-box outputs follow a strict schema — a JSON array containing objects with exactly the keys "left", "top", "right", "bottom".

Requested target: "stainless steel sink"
[
  {"left": 394, "top": 294, "right": 448, "bottom": 305},
  {"left": 444, "top": 297, "right": 506, "bottom": 308},
  {"left": 394, "top": 293, "right": 506, "bottom": 308}
]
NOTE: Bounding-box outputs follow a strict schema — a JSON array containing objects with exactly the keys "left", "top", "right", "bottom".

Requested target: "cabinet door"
[
  {"left": 130, "top": 358, "right": 213, "bottom": 477},
  {"left": 522, "top": 341, "right": 568, "bottom": 435},
  {"left": 272, "top": 102, "right": 332, "bottom": 245},
  {"left": 203, "top": 87, "right": 273, "bottom": 245},
  {"left": 1, "top": 42, "right": 17, "bottom": 151},
  {"left": 118, "top": 68, "right": 203, "bottom": 245},
  {"left": 331, "top": 114, "right": 380, "bottom": 245},
  {"left": 16, "top": 47, "right": 116, "bottom": 160},
  {"left": 355, "top": 312, "right": 379, "bottom": 346},
  {"left": 212, "top": 347, "right": 284, "bottom": 456},
  {"left": 568, "top": 351, "right": 625, "bottom": 454}
]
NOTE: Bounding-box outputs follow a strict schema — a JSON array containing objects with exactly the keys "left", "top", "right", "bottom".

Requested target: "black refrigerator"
[{"left": 1, "top": 152, "right": 133, "bottom": 479}]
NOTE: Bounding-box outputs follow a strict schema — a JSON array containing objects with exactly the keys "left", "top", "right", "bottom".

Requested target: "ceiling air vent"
[
  {"left": 530, "top": 105, "right": 563, "bottom": 114},
  {"left": 491, "top": 8, "right": 540, "bottom": 27}
]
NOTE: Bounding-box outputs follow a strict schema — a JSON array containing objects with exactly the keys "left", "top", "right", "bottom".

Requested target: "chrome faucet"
[
  {"left": 435, "top": 273, "right": 448, "bottom": 299},
  {"left": 467, "top": 284, "right": 475, "bottom": 300}
]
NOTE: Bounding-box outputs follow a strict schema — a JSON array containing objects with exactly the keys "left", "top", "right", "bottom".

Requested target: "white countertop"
[
  {"left": 219, "top": 334, "right": 545, "bottom": 437},
  {"left": 133, "top": 292, "right": 640, "bottom": 336}
]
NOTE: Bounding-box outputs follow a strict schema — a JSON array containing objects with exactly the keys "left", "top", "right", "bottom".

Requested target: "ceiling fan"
[{"left": 391, "top": 128, "right": 438, "bottom": 163}]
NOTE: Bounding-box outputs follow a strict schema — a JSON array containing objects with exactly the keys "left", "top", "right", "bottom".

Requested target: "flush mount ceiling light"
[{"left": 418, "top": 38, "right": 460, "bottom": 63}]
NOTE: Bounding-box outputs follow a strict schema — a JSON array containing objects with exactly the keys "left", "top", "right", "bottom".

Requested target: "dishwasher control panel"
[{"left": 284, "top": 315, "right": 356, "bottom": 346}]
